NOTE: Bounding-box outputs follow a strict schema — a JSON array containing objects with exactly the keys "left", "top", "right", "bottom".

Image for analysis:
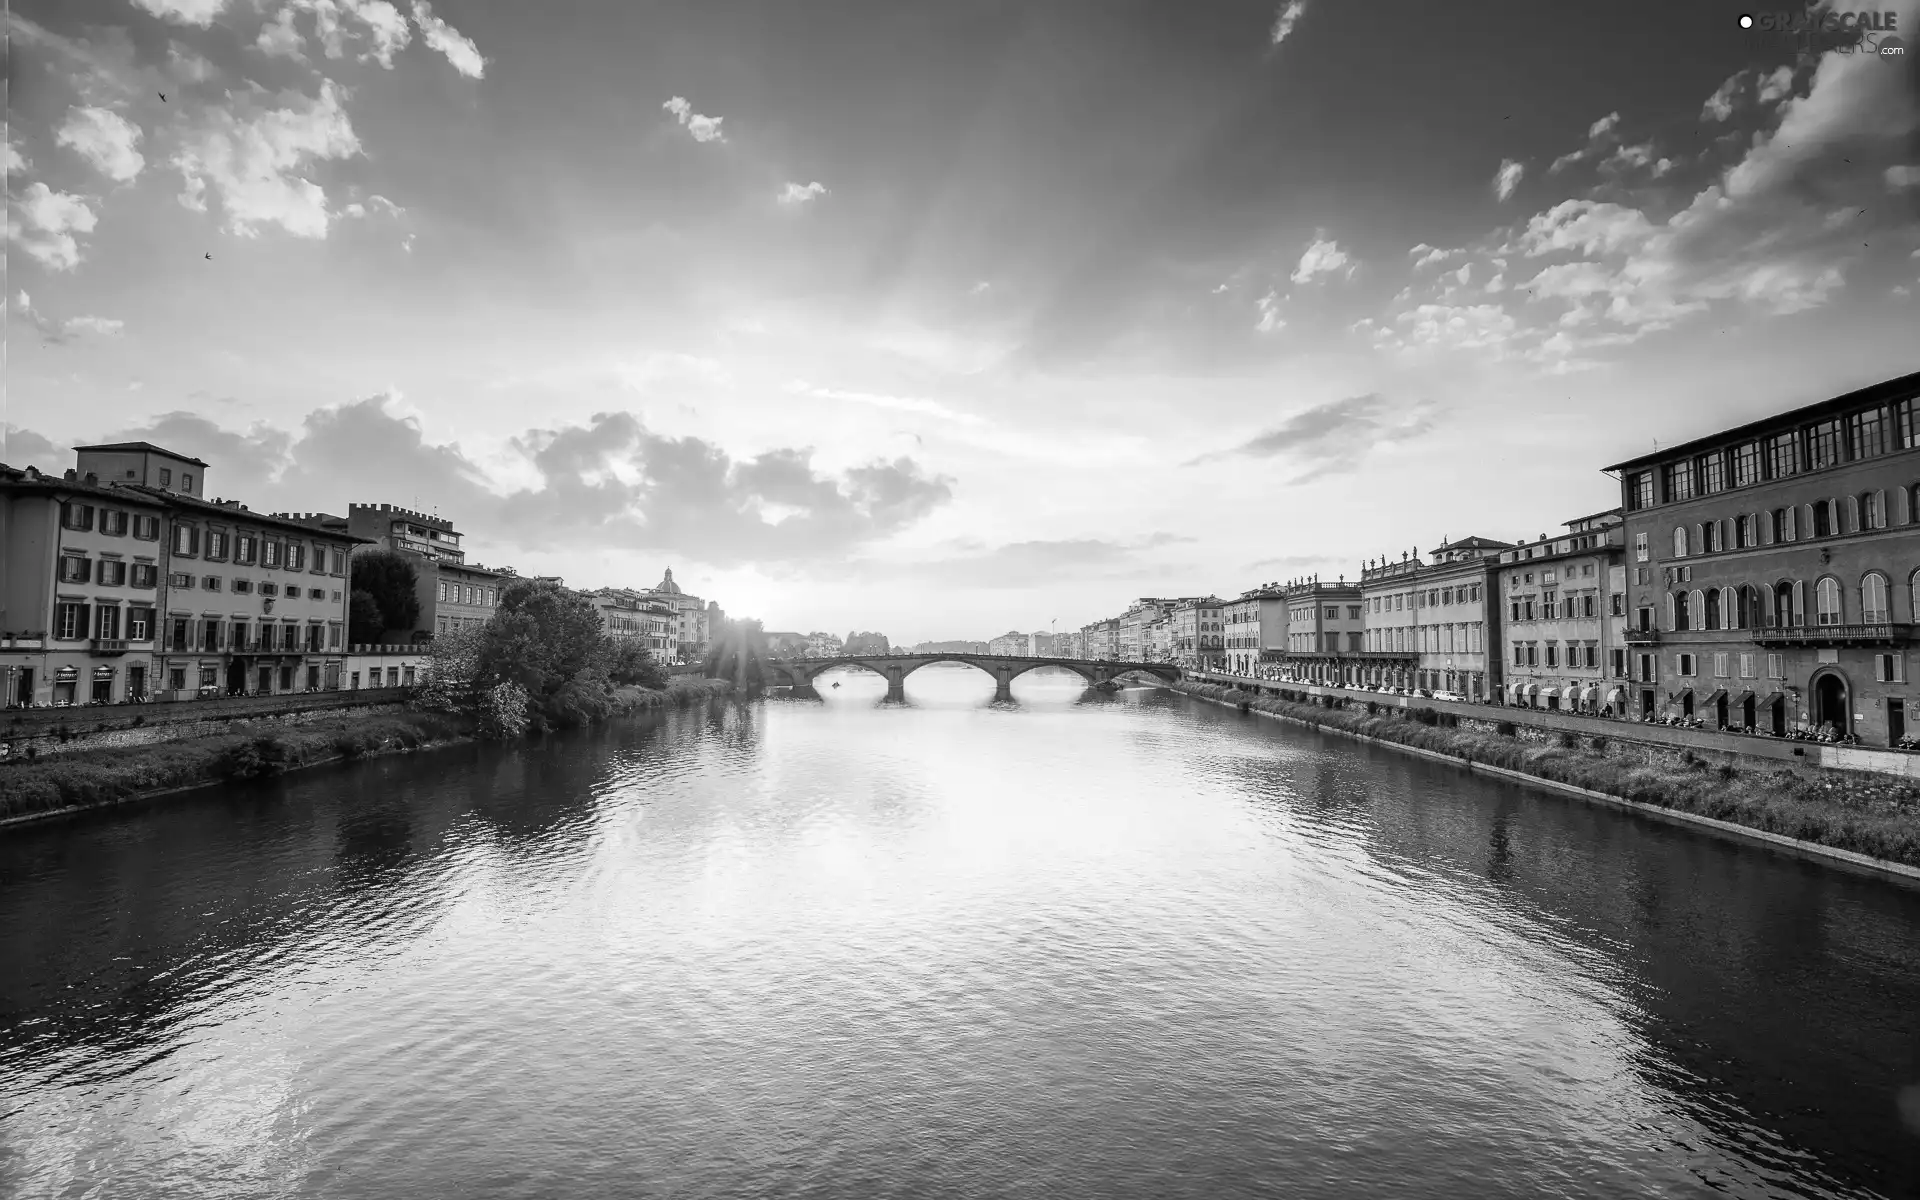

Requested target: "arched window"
[
  {"left": 1674, "top": 590, "right": 1692, "bottom": 631},
  {"left": 1673, "top": 526, "right": 1688, "bottom": 558},
  {"left": 1735, "top": 514, "right": 1751, "bottom": 548},
  {"left": 1722, "top": 586, "right": 1741, "bottom": 629},
  {"left": 1813, "top": 500, "right": 1834, "bottom": 538},
  {"left": 1862, "top": 572, "right": 1890, "bottom": 624},
  {"left": 1816, "top": 577, "right": 1842, "bottom": 626},
  {"left": 1772, "top": 581, "right": 1794, "bottom": 628},
  {"left": 1771, "top": 508, "right": 1789, "bottom": 542},
  {"left": 1705, "top": 588, "right": 1722, "bottom": 630},
  {"left": 1911, "top": 570, "right": 1920, "bottom": 622}
]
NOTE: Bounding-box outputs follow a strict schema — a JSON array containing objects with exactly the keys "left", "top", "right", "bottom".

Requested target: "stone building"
[
  {"left": 285, "top": 503, "right": 509, "bottom": 642},
  {"left": 1222, "top": 585, "right": 1288, "bottom": 676},
  {"left": 1494, "top": 512, "right": 1625, "bottom": 714},
  {"left": 1168, "top": 596, "right": 1225, "bottom": 669},
  {"left": 588, "top": 589, "right": 678, "bottom": 659},
  {"left": 640, "top": 569, "right": 709, "bottom": 662},
  {"left": 1080, "top": 617, "right": 1119, "bottom": 661},
  {"left": 1603, "top": 369, "right": 1920, "bottom": 741},
  {"left": 1279, "top": 577, "right": 1367, "bottom": 685},
  {"left": 1356, "top": 535, "right": 1508, "bottom": 699}
]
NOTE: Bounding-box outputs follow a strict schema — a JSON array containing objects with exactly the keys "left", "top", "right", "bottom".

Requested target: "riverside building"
[
  {"left": 1222, "top": 585, "right": 1288, "bottom": 675},
  {"left": 1279, "top": 577, "right": 1367, "bottom": 686},
  {"left": 1169, "top": 597, "right": 1225, "bottom": 669},
  {"left": 1603, "top": 369, "right": 1920, "bottom": 741},
  {"left": 1495, "top": 512, "right": 1626, "bottom": 714}
]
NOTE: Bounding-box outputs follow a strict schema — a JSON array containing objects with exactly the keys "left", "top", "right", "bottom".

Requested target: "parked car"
[{"left": 1430, "top": 690, "right": 1465, "bottom": 702}]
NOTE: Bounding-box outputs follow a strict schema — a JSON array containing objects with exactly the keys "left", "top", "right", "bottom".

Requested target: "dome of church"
[{"left": 654, "top": 568, "right": 682, "bottom": 595}]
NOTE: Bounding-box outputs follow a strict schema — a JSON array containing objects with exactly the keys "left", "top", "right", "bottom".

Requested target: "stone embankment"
[
  {"left": 0, "top": 677, "right": 733, "bottom": 831},
  {"left": 1171, "top": 678, "right": 1920, "bottom": 883}
]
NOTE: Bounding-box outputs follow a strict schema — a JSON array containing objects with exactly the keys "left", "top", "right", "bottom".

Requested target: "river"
[{"left": 2, "top": 664, "right": 1917, "bottom": 1199}]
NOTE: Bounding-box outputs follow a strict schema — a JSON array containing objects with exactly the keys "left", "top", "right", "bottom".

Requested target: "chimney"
[{"left": 83, "top": 471, "right": 99, "bottom": 486}]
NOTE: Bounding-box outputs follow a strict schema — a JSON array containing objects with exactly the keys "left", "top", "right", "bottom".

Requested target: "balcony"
[
  {"left": 1750, "top": 622, "right": 1913, "bottom": 647},
  {"left": 91, "top": 638, "right": 131, "bottom": 655},
  {"left": 1623, "top": 628, "right": 1659, "bottom": 644}
]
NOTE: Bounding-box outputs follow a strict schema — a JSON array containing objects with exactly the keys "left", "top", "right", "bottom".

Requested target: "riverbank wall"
[
  {"left": 1168, "top": 678, "right": 1920, "bottom": 885},
  {"left": 1, "top": 688, "right": 413, "bottom": 763},
  {"left": 0, "top": 676, "right": 734, "bottom": 831}
]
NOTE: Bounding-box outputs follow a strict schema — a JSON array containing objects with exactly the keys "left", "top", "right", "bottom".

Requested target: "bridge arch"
[{"left": 765, "top": 654, "right": 1179, "bottom": 693}]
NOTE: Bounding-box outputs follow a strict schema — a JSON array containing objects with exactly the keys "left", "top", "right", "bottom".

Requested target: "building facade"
[
  {"left": 1168, "top": 597, "right": 1225, "bottom": 669},
  {"left": 1605, "top": 370, "right": 1920, "bottom": 741},
  {"left": 1, "top": 465, "right": 172, "bottom": 706},
  {"left": 640, "top": 569, "right": 709, "bottom": 662},
  {"left": 1495, "top": 513, "right": 1624, "bottom": 714},
  {"left": 987, "top": 630, "right": 1027, "bottom": 656},
  {"left": 1080, "top": 618, "right": 1119, "bottom": 661},
  {"left": 1280, "top": 578, "right": 1368, "bottom": 685},
  {"left": 294, "top": 504, "right": 509, "bottom": 642},
  {"left": 1117, "top": 599, "right": 1170, "bottom": 661},
  {"left": 1222, "top": 586, "right": 1288, "bottom": 676},
  {"left": 589, "top": 589, "right": 678, "bottom": 659}
]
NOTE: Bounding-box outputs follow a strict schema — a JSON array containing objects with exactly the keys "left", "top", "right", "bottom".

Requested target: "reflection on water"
[{"left": 2, "top": 668, "right": 1918, "bottom": 1200}]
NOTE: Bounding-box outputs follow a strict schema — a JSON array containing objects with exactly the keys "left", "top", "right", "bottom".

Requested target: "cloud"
[
  {"left": 777, "top": 180, "right": 827, "bottom": 206},
  {"left": 343, "top": 192, "right": 405, "bottom": 219},
  {"left": 1290, "top": 234, "right": 1352, "bottom": 284},
  {"left": 2, "top": 424, "right": 62, "bottom": 469},
  {"left": 7, "top": 183, "right": 100, "bottom": 271},
  {"left": 1514, "top": 200, "right": 1657, "bottom": 257},
  {"left": 14, "top": 290, "right": 126, "bottom": 344},
  {"left": 410, "top": 1, "right": 486, "bottom": 78},
  {"left": 1269, "top": 0, "right": 1309, "bottom": 46},
  {"left": 1493, "top": 158, "right": 1525, "bottom": 201},
  {"left": 172, "top": 79, "right": 362, "bottom": 237},
  {"left": 1547, "top": 110, "right": 1624, "bottom": 175},
  {"left": 1184, "top": 392, "right": 1435, "bottom": 482},
  {"left": 52, "top": 396, "right": 954, "bottom": 568},
  {"left": 56, "top": 106, "right": 146, "bottom": 182},
  {"left": 4, "top": 140, "right": 27, "bottom": 174},
  {"left": 1254, "top": 289, "right": 1285, "bottom": 332},
  {"left": 1409, "top": 244, "right": 1460, "bottom": 268},
  {"left": 256, "top": 8, "right": 306, "bottom": 59},
  {"left": 663, "top": 96, "right": 725, "bottom": 143},
  {"left": 130, "top": 0, "right": 229, "bottom": 27},
  {"left": 787, "top": 381, "right": 986, "bottom": 425},
  {"left": 1889, "top": 165, "right": 1920, "bottom": 189},
  {"left": 270, "top": 0, "right": 414, "bottom": 66}
]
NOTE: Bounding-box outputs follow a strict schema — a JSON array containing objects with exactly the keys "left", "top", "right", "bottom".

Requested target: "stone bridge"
[{"left": 764, "top": 654, "right": 1181, "bottom": 701}]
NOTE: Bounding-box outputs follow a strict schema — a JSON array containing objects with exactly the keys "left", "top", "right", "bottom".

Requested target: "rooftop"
[
  {"left": 1600, "top": 369, "right": 1920, "bottom": 474},
  {"left": 71, "top": 442, "right": 210, "bottom": 467}
]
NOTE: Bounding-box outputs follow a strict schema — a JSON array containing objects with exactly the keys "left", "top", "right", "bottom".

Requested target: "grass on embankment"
[
  {"left": 0, "top": 677, "right": 737, "bottom": 826},
  {"left": 1175, "top": 680, "right": 1920, "bottom": 869}
]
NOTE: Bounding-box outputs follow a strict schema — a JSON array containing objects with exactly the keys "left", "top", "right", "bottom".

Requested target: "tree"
[
  {"left": 607, "top": 638, "right": 669, "bottom": 689},
  {"left": 473, "top": 578, "right": 615, "bottom": 730},
  {"left": 350, "top": 551, "right": 421, "bottom": 642},
  {"left": 347, "top": 590, "right": 387, "bottom": 646},
  {"left": 704, "top": 616, "right": 770, "bottom": 695}
]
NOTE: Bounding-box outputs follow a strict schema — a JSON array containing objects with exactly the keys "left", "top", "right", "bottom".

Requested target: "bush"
[{"left": 1496, "top": 722, "right": 1517, "bottom": 737}]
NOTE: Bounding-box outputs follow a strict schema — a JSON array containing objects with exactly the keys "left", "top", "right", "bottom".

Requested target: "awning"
[
  {"left": 1540, "top": 687, "right": 1559, "bottom": 699},
  {"left": 1523, "top": 683, "right": 1539, "bottom": 697},
  {"left": 1761, "top": 690, "right": 1784, "bottom": 706},
  {"left": 1732, "top": 689, "right": 1754, "bottom": 704},
  {"left": 1674, "top": 688, "right": 1694, "bottom": 702},
  {"left": 1703, "top": 688, "right": 1728, "bottom": 705},
  {"left": 1606, "top": 687, "right": 1626, "bottom": 705},
  {"left": 1567, "top": 685, "right": 1588, "bottom": 704}
]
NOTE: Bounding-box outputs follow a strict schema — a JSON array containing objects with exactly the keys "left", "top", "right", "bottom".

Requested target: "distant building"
[
  {"left": 1496, "top": 513, "right": 1625, "bottom": 714},
  {"left": 1080, "top": 617, "right": 1119, "bottom": 660},
  {"left": 844, "top": 630, "right": 892, "bottom": 655},
  {"left": 282, "top": 503, "right": 509, "bottom": 643},
  {"left": 1223, "top": 584, "right": 1288, "bottom": 675},
  {"left": 1359, "top": 535, "right": 1511, "bottom": 699},
  {"left": 587, "top": 588, "right": 677, "bottom": 659},
  {"left": 639, "top": 568, "right": 709, "bottom": 662},
  {"left": 1117, "top": 599, "right": 1170, "bottom": 661},
  {"left": 1279, "top": 577, "right": 1366, "bottom": 686},
  {"left": 805, "top": 631, "right": 844, "bottom": 657},
  {"left": 764, "top": 631, "right": 809, "bottom": 657},
  {"left": 1168, "top": 596, "right": 1225, "bottom": 669},
  {"left": 987, "top": 630, "right": 1027, "bottom": 656}
]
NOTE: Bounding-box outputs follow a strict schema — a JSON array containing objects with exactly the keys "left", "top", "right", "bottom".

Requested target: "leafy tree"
[
  {"left": 347, "top": 590, "right": 387, "bottom": 646},
  {"left": 473, "top": 578, "right": 615, "bottom": 730},
  {"left": 607, "top": 638, "right": 670, "bottom": 689},
  {"left": 704, "top": 617, "right": 770, "bottom": 695},
  {"left": 349, "top": 551, "right": 421, "bottom": 642}
]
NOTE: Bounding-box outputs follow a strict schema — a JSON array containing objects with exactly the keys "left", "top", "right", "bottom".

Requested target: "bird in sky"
[
  {"left": 204, "top": 252, "right": 212, "bottom": 260},
  {"left": 158, "top": 92, "right": 166, "bottom": 102}
]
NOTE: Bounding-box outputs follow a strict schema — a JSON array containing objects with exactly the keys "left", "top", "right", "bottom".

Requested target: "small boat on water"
[{"left": 831, "top": 681, "right": 841, "bottom": 689}]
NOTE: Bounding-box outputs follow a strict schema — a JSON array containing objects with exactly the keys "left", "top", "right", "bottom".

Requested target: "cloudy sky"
[{"left": 6, "top": 0, "right": 1919, "bottom": 642}]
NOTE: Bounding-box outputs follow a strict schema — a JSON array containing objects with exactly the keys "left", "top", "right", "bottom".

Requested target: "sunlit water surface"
[{"left": 2, "top": 665, "right": 1918, "bottom": 1199}]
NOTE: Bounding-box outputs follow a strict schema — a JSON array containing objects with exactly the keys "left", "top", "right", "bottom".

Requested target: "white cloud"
[
  {"left": 1702, "top": 73, "right": 1743, "bottom": 122},
  {"left": 1514, "top": 200, "right": 1656, "bottom": 257},
  {"left": 7, "top": 183, "right": 100, "bottom": 271},
  {"left": 1254, "top": 289, "right": 1285, "bottom": 333},
  {"left": 663, "top": 96, "right": 725, "bottom": 143},
  {"left": 1269, "top": 0, "right": 1309, "bottom": 46},
  {"left": 64, "top": 315, "right": 126, "bottom": 336},
  {"left": 256, "top": 8, "right": 306, "bottom": 59},
  {"left": 1493, "top": 158, "right": 1524, "bottom": 201},
  {"left": 1757, "top": 64, "right": 1796, "bottom": 107},
  {"left": 411, "top": 0, "right": 485, "bottom": 78},
  {"left": 130, "top": 0, "right": 229, "bottom": 27},
  {"left": 1393, "top": 303, "right": 1518, "bottom": 352},
  {"left": 56, "top": 107, "right": 146, "bottom": 182},
  {"left": 1409, "top": 244, "right": 1460, "bottom": 268},
  {"left": 171, "top": 79, "right": 363, "bottom": 238},
  {"left": 13, "top": 290, "right": 123, "bottom": 342},
  {"left": 777, "top": 180, "right": 827, "bottom": 206},
  {"left": 1886, "top": 164, "right": 1920, "bottom": 189},
  {"left": 168, "top": 41, "right": 218, "bottom": 81},
  {"left": 4, "top": 140, "right": 27, "bottom": 174},
  {"left": 1587, "top": 112, "right": 1620, "bottom": 141},
  {"left": 1290, "top": 235, "right": 1351, "bottom": 284}
]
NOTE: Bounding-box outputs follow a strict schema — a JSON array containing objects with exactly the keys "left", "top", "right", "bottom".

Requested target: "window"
[
  {"left": 307, "top": 625, "right": 324, "bottom": 652},
  {"left": 1664, "top": 459, "right": 1695, "bottom": 502},
  {"left": 1582, "top": 594, "right": 1596, "bottom": 617},
  {"left": 1732, "top": 441, "right": 1762, "bottom": 486},
  {"left": 129, "top": 607, "right": 153, "bottom": 641},
  {"left": 1767, "top": 653, "right": 1785, "bottom": 679},
  {"left": 1713, "top": 652, "right": 1729, "bottom": 678},
  {"left": 1672, "top": 591, "right": 1691, "bottom": 631},
  {"left": 263, "top": 541, "right": 282, "bottom": 569},
  {"left": 1610, "top": 593, "right": 1624, "bottom": 616},
  {"left": 330, "top": 549, "right": 346, "bottom": 574},
  {"left": 1771, "top": 508, "right": 1791, "bottom": 542},
  {"left": 236, "top": 535, "right": 257, "bottom": 565},
  {"left": 1896, "top": 396, "right": 1920, "bottom": 449},
  {"left": 1875, "top": 654, "right": 1907, "bottom": 683},
  {"left": 437, "top": 581, "right": 448, "bottom": 602},
  {"left": 159, "top": 468, "right": 172, "bottom": 486},
  {"left": 59, "top": 555, "right": 92, "bottom": 584},
  {"left": 1611, "top": 648, "right": 1626, "bottom": 678},
  {"left": 171, "top": 524, "right": 199, "bottom": 556},
  {"left": 1813, "top": 499, "right": 1834, "bottom": 538},
  {"left": 288, "top": 542, "right": 307, "bottom": 571},
  {"left": 1816, "top": 576, "right": 1842, "bottom": 626},
  {"left": 1863, "top": 573, "right": 1890, "bottom": 623},
  {"left": 1677, "top": 653, "right": 1696, "bottom": 677},
  {"left": 169, "top": 667, "right": 186, "bottom": 691},
  {"left": 260, "top": 582, "right": 279, "bottom": 597},
  {"left": 1585, "top": 645, "right": 1599, "bottom": 669},
  {"left": 61, "top": 502, "right": 97, "bottom": 531},
  {"left": 1861, "top": 491, "right": 1884, "bottom": 530},
  {"left": 1634, "top": 532, "right": 1648, "bottom": 563},
  {"left": 133, "top": 514, "right": 160, "bottom": 540},
  {"left": 329, "top": 623, "right": 342, "bottom": 649},
  {"left": 56, "top": 602, "right": 88, "bottom": 640},
  {"left": 1347, "top": 605, "right": 1361, "bottom": 620},
  {"left": 233, "top": 579, "right": 253, "bottom": 594},
  {"left": 1638, "top": 653, "right": 1656, "bottom": 683},
  {"left": 181, "top": 474, "right": 193, "bottom": 492},
  {"left": 1545, "top": 644, "right": 1558, "bottom": 668},
  {"left": 1766, "top": 431, "right": 1799, "bottom": 478},
  {"left": 132, "top": 562, "right": 157, "bottom": 588},
  {"left": 1849, "top": 407, "right": 1888, "bottom": 460},
  {"left": 1806, "top": 419, "right": 1843, "bottom": 471},
  {"left": 1697, "top": 451, "right": 1726, "bottom": 494},
  {"left": 204, "top": 531, "right": 227, "bottom": 560},
  {"left": 1704, "top": 588, "right": 1721, "bottom": 629},
  {"left": 310, "top": 588, "right": 326, "bottom": 600},
  {"left": 1740, "top": 653, "right": 1755, "bottom": 678},
  {"left": 1735, "top": 514, "right": 1753, "bottom": 548},
  {"left": 1628, "top": 472, "right": 1655, "bottom": 510},
  {"left": 1672, "top": 526, "right": 1688, "bottom": 558},
  {"left": 203, "top": 576, "right": 222, "bottom": 592}
]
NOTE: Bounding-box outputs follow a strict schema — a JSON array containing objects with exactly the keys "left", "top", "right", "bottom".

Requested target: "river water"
[{"left": 2, "top": 665, "right": 1918, "bottom": 1200}]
